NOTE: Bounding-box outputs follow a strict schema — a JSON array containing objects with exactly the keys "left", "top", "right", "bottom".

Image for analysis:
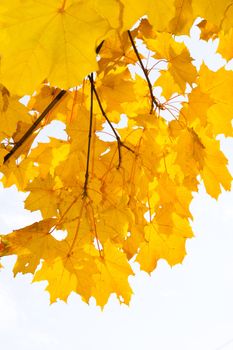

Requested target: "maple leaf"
[
  {"left": 168, "top": 0, "right": 193, "bottom": 34},
  {"left": 0, "top": 219, "right": 58, "bottom": 275},
  {"left": 198, "top": 65, "right": 233, "bottom": 137},
  {"left": 0, "top": 0, "right": 121, "bottom": 94},
  {"left": 192, "top": 0, "right": 233, "bottom": 30},
  {"left": 121, "top": 0, "right": 176, "bottom": 32},
  {"left": 33, "top": 244, "right": 98, "bottom": 304},
  {"left": 146, "top": 32, "right": 197, "bottom": 94},
  {"left": 0, "top": 85, "right": 30, "bottom": 137},
  {"left": 92, "top": 240, "right": 134, "bottom": 307},
  {"left": 0, "top": 3, "right": 232, "bottom": 308},
  {"left": 96, "top": 67, "right": 136, "bottom": 113},
  {"left": 217, "top": 28, "right": 233, "bottom": 61},
  {"left": 24, "top": 174, "right": 60, "bottom": 219},
  {"left": 200, "top": 136, "right": 232, "bottom": 199},
  {"left": 136, "top": 220, "right": 189, "bottom": 273}
]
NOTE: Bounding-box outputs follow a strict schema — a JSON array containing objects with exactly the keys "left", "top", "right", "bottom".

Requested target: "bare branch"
[
  {"left": 88, "top": 74, "right": 134, "bottom": 169},
  {"left": 4, "top": 89, "right": 67, "bottom": 163},
  {"left": 127, "top": 30, "right": 160, "bottom": 114},
  {"left": 83, "top": 73, "right": 94, "bottom": 197}
]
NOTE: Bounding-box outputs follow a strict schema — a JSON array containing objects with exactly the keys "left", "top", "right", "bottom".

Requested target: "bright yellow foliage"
[{"left": 0, "top": 1, "right": 232, "bottom": 307}]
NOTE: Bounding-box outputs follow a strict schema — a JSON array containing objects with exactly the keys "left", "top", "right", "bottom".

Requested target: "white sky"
[{"left": 0, "top": 25, "right": 233, "bottom": 350}]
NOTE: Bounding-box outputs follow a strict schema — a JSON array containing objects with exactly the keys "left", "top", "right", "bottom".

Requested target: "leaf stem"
[
  {"left": 4, "top": 89, "right": 66, "bottom": 164},
  {"left": 127, "top": 30, "right": 160, "bottom": 113},
  {"left": 59, "top": 0, "right": 67, "bottom": 12}
]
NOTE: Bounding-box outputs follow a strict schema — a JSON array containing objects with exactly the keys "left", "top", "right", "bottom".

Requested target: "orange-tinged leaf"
[
  {"left": 220, "top": 3, "right": 233, "bottom": 31},
  {"left": 197, "top": 19, "right": 219, "bottom": 40},
  {"left": 1, "top": 158, "right": 39, "bottom": 191},
  {"left": 0, "top": 147, "right": 8, "bottom": 166},
  {"left": 192, "top": 0, "right": 233, "bottom": 30},
  {"left": 0, "top": 219, "right": 57, "bottom": 275},
  {"left": 96, "top": 67, "right": 136, "bottom": 113},
  {"left": 168, "top": 0, "right": 193, "bottom": 34}
]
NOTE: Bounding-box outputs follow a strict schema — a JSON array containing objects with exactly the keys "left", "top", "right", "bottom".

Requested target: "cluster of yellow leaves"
[{"left": 0, "top": 1, "right": 232, "bottom": 307}]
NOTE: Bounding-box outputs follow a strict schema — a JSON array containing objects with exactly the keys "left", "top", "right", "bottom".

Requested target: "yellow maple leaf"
[
  {"left": 121, "top": 0, "right": 175, "bottom": 32},
  {"left": 220, "top": 2, "right": 233, "bottom": 31},
  {"left": 157, "top": 174, "right": 193, "bottom": 218},
  {"left": 193, "top": 0, "right": 233, "bottom": 30},
  {"left": 97, "top": 30, "right": 138, "bottom": 69},
  {"left": 96, "top": 205, "right": 134, "bottom": 244},
  {"left": 168, "top": 0, "right": 193, "bottom": 34},
  {"left": 33, "top": 246, "right": 98, "bottom": 303},
  {"left": 24, "top": 174, "right": 60, "bottom": 219},
  {"left": 96, "top": 67, "right": 136, "bottom": 113},
  {"left": 217, "top": 28, "right": 233, "bottom": 61},
  {"left": 0, "top": 85, "right": 30, "bottom": 137},
  {"left": 1, "top": 158, "right": 38, "bottom": 190},
  {"left": 0, "top": 3, "right": 232, "bottom": 308},
  {"left": 185, "top": 87, "right": 214, "bottom": 128},
  {"left": 199, "top": 65, "right": 233, "bottom": 136},
  {"left": 200, "top": 136, "right": 232, "bottom": 198},
  {"left": 92, "top": 240, "right": 134, "bottom": 307},
  {"left": 156, "top": 71, "right": 181, "bottom": 99},
  {"left": 0, "top": 0, "right": 120, "bottom": 94},
  {"left": 147, "top": 33, "right": 197, "bottom": 93},
  {"left": 136, "top": 222, "right": 188, "bottom": 273}
]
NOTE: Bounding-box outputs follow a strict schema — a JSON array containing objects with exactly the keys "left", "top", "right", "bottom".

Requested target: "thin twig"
[
  {"left": 88, "top": 74, "right": 134, "bottom": 169},
  {"left": 83, "top": 73, "right": 94, "bottom": 197},
  {"left": 127, "top": 30, "right": 160, "bottom": 114},
  {"left": 96, "top": 40, "right": 104, "bottom": 54},
  {"left": 4, "top": 90, "right": 66, "bottom": 163}
]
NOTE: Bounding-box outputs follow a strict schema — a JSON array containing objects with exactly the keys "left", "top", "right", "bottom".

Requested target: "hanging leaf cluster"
[{"left": 0, "top": 0, "right": 232, "bottom": 307}]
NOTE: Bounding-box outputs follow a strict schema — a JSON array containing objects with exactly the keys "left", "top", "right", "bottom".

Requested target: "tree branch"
[
  {"left": 83, "top": 73, "right": 94, "bottom": 197},
  {"left": 4, "top": 89, "right": 67, "bottom": 164},
  {"left": 127, "top": 30, "right": 160, "bottom": 114}
]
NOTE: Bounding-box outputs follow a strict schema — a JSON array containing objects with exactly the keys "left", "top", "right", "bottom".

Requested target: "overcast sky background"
[{"left": 0, "top": 24, "right": 233, "bottom": 350}]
